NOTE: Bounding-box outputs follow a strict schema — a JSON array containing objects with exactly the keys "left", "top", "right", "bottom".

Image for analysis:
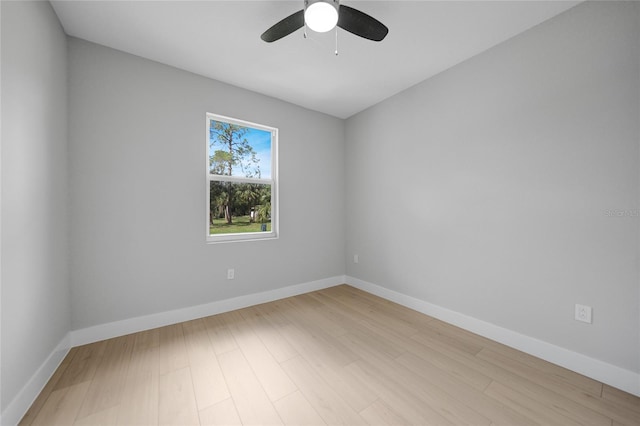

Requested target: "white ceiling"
[{"left": 51, "top": 0, "right": 580, "bottom": 119}]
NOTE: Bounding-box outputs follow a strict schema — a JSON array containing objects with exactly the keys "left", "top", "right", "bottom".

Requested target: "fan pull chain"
[{"left": 335, "top": 27, "right": 338, "bottom": 56}]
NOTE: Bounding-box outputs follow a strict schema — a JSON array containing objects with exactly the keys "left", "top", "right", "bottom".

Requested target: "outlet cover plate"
[{"left": 575, "top": 304, "right": 592, "bottom": 324}]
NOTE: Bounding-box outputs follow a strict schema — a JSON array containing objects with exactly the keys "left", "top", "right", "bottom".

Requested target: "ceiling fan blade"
[
  {"left": 261, "top": 9, "right": 305, "bottom": 42},
  {"left": 337, "top": 4, "right": 388, "bottom": 42}
]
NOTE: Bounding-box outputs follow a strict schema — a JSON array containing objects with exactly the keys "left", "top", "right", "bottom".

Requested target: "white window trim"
[{"left": 206, "top": 113, "right": 279, "bottom": 243}]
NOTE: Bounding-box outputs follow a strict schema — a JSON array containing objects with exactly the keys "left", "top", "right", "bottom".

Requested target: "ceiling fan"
[{"left": 261, "top": 0, "right": 389, "bottom": 43}]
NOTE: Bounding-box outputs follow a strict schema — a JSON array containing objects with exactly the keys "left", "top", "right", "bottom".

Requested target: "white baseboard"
[
  {"left": 1, "top": 333, "right": 71, "bottom": 426},
  {"left": 345, "top": 275, "right": 640, "bottom": 397},
  {"left": 71, "top": 275, "right": 346, "bottom": 347}
]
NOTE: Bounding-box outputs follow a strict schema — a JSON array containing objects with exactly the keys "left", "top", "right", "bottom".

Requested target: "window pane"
[
  {"left": 209, "top": 120, "right": 272, "bottom": 179},
  {"left": 209, "top": 181, "right": 272, "bottom": 235}
]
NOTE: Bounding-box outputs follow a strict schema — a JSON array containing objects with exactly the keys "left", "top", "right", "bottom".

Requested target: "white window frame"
[{"left": 206, "top": 113, "right": 278, "bottom": 243}]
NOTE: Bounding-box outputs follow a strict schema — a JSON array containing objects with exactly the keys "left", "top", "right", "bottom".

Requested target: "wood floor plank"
[
  {"left": 281, "top": 355, "right": 367, "bottom": 426},
  {"left": 218, "top": 348, "right": 283, "bottom": 425},
  {"left": 241, "top": 303, "right": 299, "bottom": 366},
  {"left": 339, "top": 333, "right": 491, "bottom": 426},
  {"left": 476, "top": 335, "right": 603, "bottom": 396},
  {"left": 158, "top": 366, "right": 200, "bottom": 426},
  {"left": 428, "top": 318, "right": 500, "bottom": 348},
  {"left": 329, "top": 305, "right": 493, "bottom": 393},
  {"left": 273, "top": 390, "right": 327, "bottom": 426},
  {"left": 53, "top": 342, "right": 107, "bottom": 391},
  {"left": 283, "top": 297, "right": 349, "bottom": 337},
  {"left": 278, "top": 319, "right": 359, "bottom": 368},
  {"left": 31, "top": 381, "right": 90, "bottom": 426},
  {"left": 322, "top": 286, "right": 376, "bottom": 310},
  {"left": 73, "top": 405, "right": 119, "bottom": 426},
  {"left": 602, "top": 384, "right": 640, "bottom": 414},
  {"left": 132, "top": 328, "right": 160, "bottom": 353},
  {"left": 274, "top": 310, "right": 377, "bottom": 413},
  {"left": 292, "top": 292, "right": 325, "bottom": 308},
  {"left": 417, "top": 322, "right": 485, "bottom": 355},
  {"left": 116, "top": 346, "right": 159, "bottom": 425},
  {"left": 182, "top": 318, "right": 230, "bottom": 409},
  {"left": 308, "top": 299, "right": 407, "bottom": 360},
  {"left": 198, "top": 397, "right": 242, "bottom": 426},
  {"left": 410, "top": 331, "right": 613, "bottom": 426},
  {"left": 224, "top": 311, "right": 297, "bottom": 402},
  {"left": 423, "top": 311, "right": 605, "bottom": 405},
  {"left": 344, "top": 360, "right": 456, "bottom": 425},
  {"left": 484, "top": 380, "right": 585, "bottom": 426},
  {"left": 359, "top": 399, "right": 413, "bottom": 426},
  {"left": 397, "top": 330, "right": 493, "bottom": 391},
  {"left": 321, "top": 287, "right": 420, "bottom": 337},
  {"left": 396, "top": 351, "right": 538, "bottom": 426},
  {"left": 341, "top": 286, "right": 435, "bottom": 329},
  {"left": 203, "top": 313, "right": 239, "bottom": 356},
  {"left": 246, "top": 315, "right": 299, "bottom": 363},
  {"left": 158, "top": 323, "right": 189, "bottom": 375},
  {"left": 75, "top": 334, "right": 135, "bottom": 420},
  {"left": 477, "top": 348, "right": 640, "bottom": 425},
  {"left": 252, "top": 300, "right": 294, "bottom": 328},
  {"left": 288, "top": 344, "right": 377, "bottom": 414}
]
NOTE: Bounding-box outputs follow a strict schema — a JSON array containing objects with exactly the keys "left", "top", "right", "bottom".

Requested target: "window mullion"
[{"left": 209, "top": 175, "right": 272, "bottom": 185}]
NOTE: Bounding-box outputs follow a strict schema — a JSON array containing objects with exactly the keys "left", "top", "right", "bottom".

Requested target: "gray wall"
[
  {"left": 346, "top": 1, "right": 640, "bottom": 373},
  {"left": 68, "top": 38, "right": 346, "bottom": 330},
  {"left": 1, "top": 0, "right": 70, "bottom": 412}
]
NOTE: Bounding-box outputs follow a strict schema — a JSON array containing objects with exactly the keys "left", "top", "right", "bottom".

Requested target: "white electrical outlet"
[
  {"left": 354, "top": 254, "right": 359, "bottom": 264},
  {"left": 575, "top": 304, "right": 592, "bottom": 324},
  {"left": 227, "top": 268, "right": 235, "bottom": 280}
]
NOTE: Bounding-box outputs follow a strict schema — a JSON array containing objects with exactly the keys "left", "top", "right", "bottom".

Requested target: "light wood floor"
[{"left": 20, "top": 285, "right": 640, "bottom": 425}]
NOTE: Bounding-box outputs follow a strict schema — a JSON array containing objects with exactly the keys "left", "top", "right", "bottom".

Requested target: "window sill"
[{"left": 206, "top": 231, "right": 278, "bottom": 244}]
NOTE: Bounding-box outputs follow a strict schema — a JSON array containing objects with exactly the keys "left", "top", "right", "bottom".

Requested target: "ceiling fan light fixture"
[
  {"left": 261, "top": 0, "right": 387, "bottom": 43},
  {"left": 304, "top": 0, "right": 339, "bottom": 33}
]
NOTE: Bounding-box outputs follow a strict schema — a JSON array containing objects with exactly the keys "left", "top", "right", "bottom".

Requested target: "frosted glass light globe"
[{"left": 305, "top": 2, "right": 339, "bottom": 33}]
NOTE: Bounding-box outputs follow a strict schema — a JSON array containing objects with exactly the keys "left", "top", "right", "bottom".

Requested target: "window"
[{"left": 206, "top": 113, "right": 278, "bottom": 243}]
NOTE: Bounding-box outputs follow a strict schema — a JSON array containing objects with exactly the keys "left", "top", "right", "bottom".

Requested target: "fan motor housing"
[{"left": 304, "top": 0, "right": 340, "bottom": 13}]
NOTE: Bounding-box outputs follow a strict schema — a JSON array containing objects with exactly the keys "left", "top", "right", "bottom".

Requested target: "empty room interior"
[{"left": 2, "top": 0, "right": 640, "bottom": 425}]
